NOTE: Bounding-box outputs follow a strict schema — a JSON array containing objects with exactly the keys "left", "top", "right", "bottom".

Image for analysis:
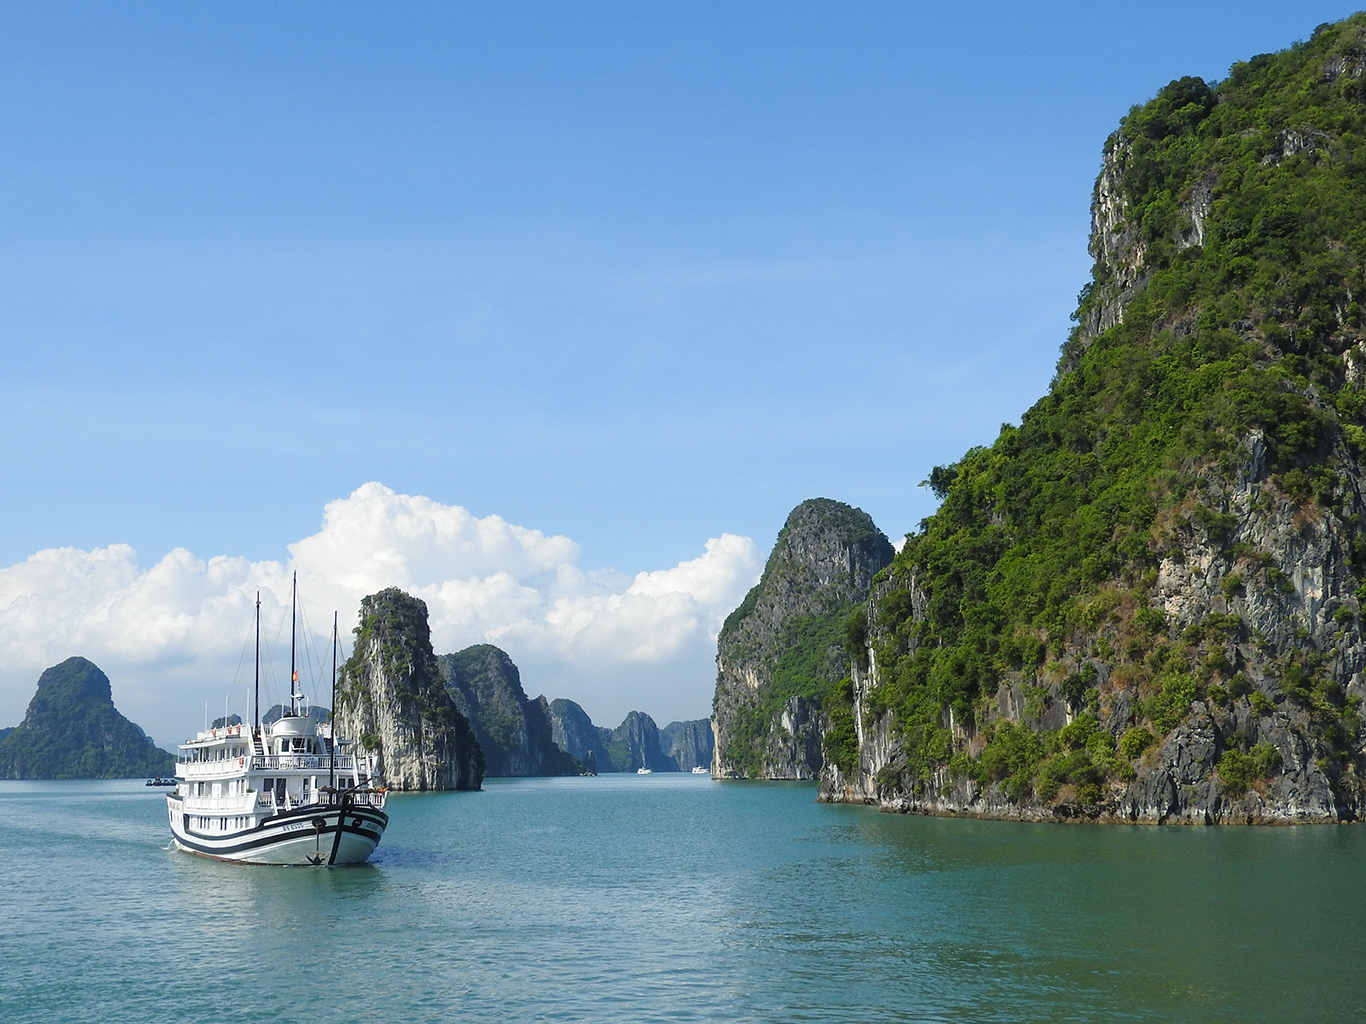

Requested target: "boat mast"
[
  {"left": 289, "top": 570, "right": 300, "bottom": 716},
  {"left": 253, "top": 591, "right": 261, "bottom": 740},
  {"left": 330, "top": 610, "right": 337, "bottom": 792}
]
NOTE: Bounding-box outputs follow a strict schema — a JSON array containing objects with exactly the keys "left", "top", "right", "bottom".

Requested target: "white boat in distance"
[
  {"left": 691, "top": 766, "right": 709, "bottom": 774},
  {"left": 167, "top": 578, "right": 387, "bottom": 866},
  {"left": 636, "top": 766, "right": 653, "bottom": 774}
]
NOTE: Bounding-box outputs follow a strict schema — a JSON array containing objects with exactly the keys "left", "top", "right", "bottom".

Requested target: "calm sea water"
[{"left": 1, "top": 775, "right": 1363, "bottom": 1023}]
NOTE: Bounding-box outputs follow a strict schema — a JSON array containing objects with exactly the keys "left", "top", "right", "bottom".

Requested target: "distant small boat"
[
  {"left": 146, "top": 776, "right": 176, "bottom": 787},
  {"left": 636, "top": 766, "right": 653, "bottom": 775},
  {"left": 691, "top": 766, "right": 709, "bottom": 775}
]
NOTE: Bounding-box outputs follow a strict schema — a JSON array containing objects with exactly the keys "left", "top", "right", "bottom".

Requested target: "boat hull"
[{"left": 168, "top": 799, "right": 387, "bottom": 866}]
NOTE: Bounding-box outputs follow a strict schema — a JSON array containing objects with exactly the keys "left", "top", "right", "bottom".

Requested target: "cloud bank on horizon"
[{"left": 0, "top": 483, "right": 761, "bottom": 746}]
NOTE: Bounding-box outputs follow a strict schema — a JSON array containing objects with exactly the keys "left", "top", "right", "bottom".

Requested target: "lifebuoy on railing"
[{"left": 239, "top": 757, "right": 244, "bottom": 767}]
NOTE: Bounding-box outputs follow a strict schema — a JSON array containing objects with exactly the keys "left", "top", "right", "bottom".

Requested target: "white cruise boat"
[
  {"left": 167, "top": 581, "right": 387, "bottom": 866},
  {"left": 167, "top": 712, "right": 386, "bottom": 865}
]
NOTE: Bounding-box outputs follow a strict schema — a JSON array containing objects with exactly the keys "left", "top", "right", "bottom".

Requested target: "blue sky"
[{"left": 0, "top": 2, "right": 1358, "bottom": 736}]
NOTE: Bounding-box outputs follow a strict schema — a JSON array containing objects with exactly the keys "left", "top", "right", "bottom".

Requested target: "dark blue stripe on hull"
[
  {"left": 169, "top": 804, "right": 388, "bottom": 860},
  {"left": 172, "top": 821, "right": 382, "bottom": 859}
]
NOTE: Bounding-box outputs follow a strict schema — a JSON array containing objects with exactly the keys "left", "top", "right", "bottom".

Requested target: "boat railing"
[
  {"left": 251, "top": 789, "right": 386, "bottom": 811},
  {"left": 177, "top": 794, "right": 259, "bottom": 813},
  {"left": 330, "top": 789, "right": 386, "bottom": 809},
  {"left": 249, "top": 755, "right": 361, "bottom": 771},
  {"left": 176, "top": 787, "right": 386, "bottom": 814}
]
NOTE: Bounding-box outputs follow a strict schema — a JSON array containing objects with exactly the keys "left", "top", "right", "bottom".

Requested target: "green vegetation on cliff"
[
  {"left": 723, "top": 611, "right": 852, "bottom": 776},
  {"left": 861, "top": 16, "right": 1366, "bottom": 807},
  {"left": 0, "top": 657, "right": 175, "bottom": 779},
  {"left": 337, "top": 588, "right": 485, "bottom": 790},
  {"left": 715, "top": 498, "right": 893, "bottom": 778},
  {"left": 438, "top": 644, "right": 580, "bottom": 777}
]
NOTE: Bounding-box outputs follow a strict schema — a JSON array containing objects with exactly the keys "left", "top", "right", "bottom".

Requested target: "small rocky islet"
[{"left": 0, "top": 657, "right": 176, "bottom": 780}]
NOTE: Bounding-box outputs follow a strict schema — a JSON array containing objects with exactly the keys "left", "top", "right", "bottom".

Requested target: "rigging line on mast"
[
  {"left": 264, "top": 592, "right": 289, "bottom": 711},
  {"left": 230, "top": 610, "right": 252, "bottom": 695},
  {"left": 254, "top": 591, "right": 261, "bottom": 737},
  {"left": 257, "top": 639, "right": 280, "bottom": 719},
  {"left": 330, "top": 610, "right": 337, "bottom": 792},
  {"left": 296, "top": 592, "right": 327, "bottom": 702},
  {"left": 289, "top": 570, "right": 300, "bottom": 714}
]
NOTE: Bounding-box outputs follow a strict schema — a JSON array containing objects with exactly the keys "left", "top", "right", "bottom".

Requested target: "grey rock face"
[
  {"left": 438, "top": 644, "right": 579, "bottom": 777},
  {"left": 546, "top": 700, "right": 691, "bottom": 772},
  {"left": 548, "top": 698, "right": 612, "bottom": 772},
  {"left": 335, "top": 589, "right": 483, "bottom": 791},
  {"left": 604, "top": 710, "right": 676, "bottom": 772},
  {"left": 660, "top": 719, "right": 714, "bottom": 771},
  {"left": 712, "top": 497, "right": 893, "bottom": 779},
  {"left": 1079, "top": 135, "right": 1149, "bottom": 345},
  {"left": 821, "top": 631, "right": 1352, "bottom": 825},
  {"left": 820, "top": 339, "right": 1366, "bottom": 821}
]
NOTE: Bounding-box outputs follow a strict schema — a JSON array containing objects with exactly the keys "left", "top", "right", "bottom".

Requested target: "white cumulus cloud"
[{"left": 0, "top": 483, "right": 761, "bottom": 747}]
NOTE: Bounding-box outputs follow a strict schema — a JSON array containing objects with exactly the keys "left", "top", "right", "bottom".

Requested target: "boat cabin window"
[{"left": 292, "top": 737, "right": 305, "bottom": 751}]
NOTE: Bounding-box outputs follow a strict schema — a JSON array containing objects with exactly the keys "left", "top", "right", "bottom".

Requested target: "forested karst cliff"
[
  {"left": 604, "top": 710, "right": 675, "bottom": 772},
  {"left": 438, "top": 644, "right": 580, "bottom": 777},
  {"left": 821, "top": 16, "right": 1366, "bottom": 823},
  {"left": 547, "top": 698, "right": 604, "bottom": 770},
  {"left": 545, "top": 698, "right": 707, "bottom": 772},
  {"left": 0, "top": 657, "right": 174, "bottom": 779},
  {"left": 335, "top": 588, "right": 484, "bottom": 791},
  {"left": 661, "top": 718, "right": 714, "bottom": 770},
  {"left": 712, "top": 498, "right": 893, "bottom": 779}
]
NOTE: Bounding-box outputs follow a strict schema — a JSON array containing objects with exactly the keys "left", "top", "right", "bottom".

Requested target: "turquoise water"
[{"left": 1, "top": 775, "right": 1363, "bottom": 1023}]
